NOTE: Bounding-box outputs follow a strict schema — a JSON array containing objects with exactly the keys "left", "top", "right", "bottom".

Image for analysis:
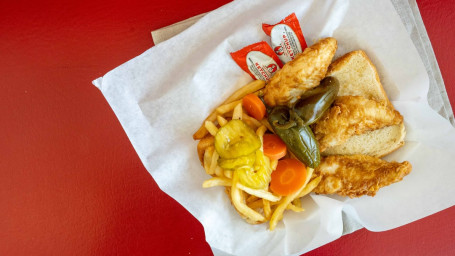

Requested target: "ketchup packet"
[
  {"left": 262, "top": 13, "right": 307, "bottom": 63},
  {"left": 230, "top": 41, "right": 283, "bottom": 81}
]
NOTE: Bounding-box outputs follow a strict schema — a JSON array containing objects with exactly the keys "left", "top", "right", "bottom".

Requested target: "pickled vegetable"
[
  {"left": 215, "top": 120, "right": 261, "bottom": 159},
  {"left": 236, "top": 150, "right": 273, "bottom": 189},
  {"left": 218, "top": 152, "right": 256, "bottom": 169},
  {"left": 268, "top": 106, "right": 320, "bottom": 168},
  {"left": 294, "top": 76, "right": 339, "bottom": 125}
]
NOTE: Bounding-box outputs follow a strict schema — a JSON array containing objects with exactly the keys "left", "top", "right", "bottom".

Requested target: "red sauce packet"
[
  {"left": 230, "top": 41, "right": 283, "bottom": 81},
  {"left": 262, "top": 13, "right": 307, "bottom": 64}
]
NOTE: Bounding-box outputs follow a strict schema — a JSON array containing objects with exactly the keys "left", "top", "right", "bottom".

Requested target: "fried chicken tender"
[
  {"left": 313, "top": 155, "right": 412, "bottom": 198},
  {"left": 313, "top": 96, "right": 403, "bottom": 152},
  {"left": 264, "top": 37, "right": 337, "bottom": 106}
]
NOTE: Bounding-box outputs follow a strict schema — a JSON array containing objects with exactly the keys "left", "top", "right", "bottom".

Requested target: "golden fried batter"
[
  {"left": 313, "top": 155, "right": 412, "bottom": 198},
  {"left": 313, "top": 96, "right": 403, "bottom": 152},
  {"left": 264, "top": 37, "right": 337, "bottom": 106}
]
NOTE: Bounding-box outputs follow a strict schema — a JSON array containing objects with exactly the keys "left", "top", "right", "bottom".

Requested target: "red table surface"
[{"left": 1, "top": 0, "right": 454, "bottom": 255}]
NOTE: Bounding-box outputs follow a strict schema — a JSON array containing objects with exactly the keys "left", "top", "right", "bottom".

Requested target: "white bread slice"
[
  {"left": 322, "top": 122, "right": 405, "bottom": 158},
  {"left": 322, "top": 50, "right": 405, "bottom": 158}
]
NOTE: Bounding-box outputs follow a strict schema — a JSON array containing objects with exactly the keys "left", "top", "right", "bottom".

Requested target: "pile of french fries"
[{"left": 194, "top": 80, "right": 321, "bottom": 230}]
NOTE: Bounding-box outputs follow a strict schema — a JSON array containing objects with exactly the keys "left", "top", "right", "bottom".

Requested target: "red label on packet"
[
  {"left": 262, "top": 13, "right": 307, "bottom": 64},
  {"left": 230, "top": 41, "right": 283, "bottom": 81}
]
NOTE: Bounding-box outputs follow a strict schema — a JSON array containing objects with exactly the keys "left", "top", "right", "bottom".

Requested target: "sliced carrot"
[
  {"left": 270, "top": 159, "right": 307, "bottom": 196},
  {"left": 263, "top": 134, "right": 287, "bottom": 160},
  {"left": 242, "top": 94, "right": 266, "bottom": 120}
]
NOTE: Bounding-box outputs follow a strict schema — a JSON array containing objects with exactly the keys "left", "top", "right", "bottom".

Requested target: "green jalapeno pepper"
[
  {"left": 268, "top": 106, "right": 320, "bottom": 168},
  {"left": 262, "top": 76, "right": 339, "bottom": 168},
  {"left": 293, "top": 76, "right": 339, "bottom": 125}
]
